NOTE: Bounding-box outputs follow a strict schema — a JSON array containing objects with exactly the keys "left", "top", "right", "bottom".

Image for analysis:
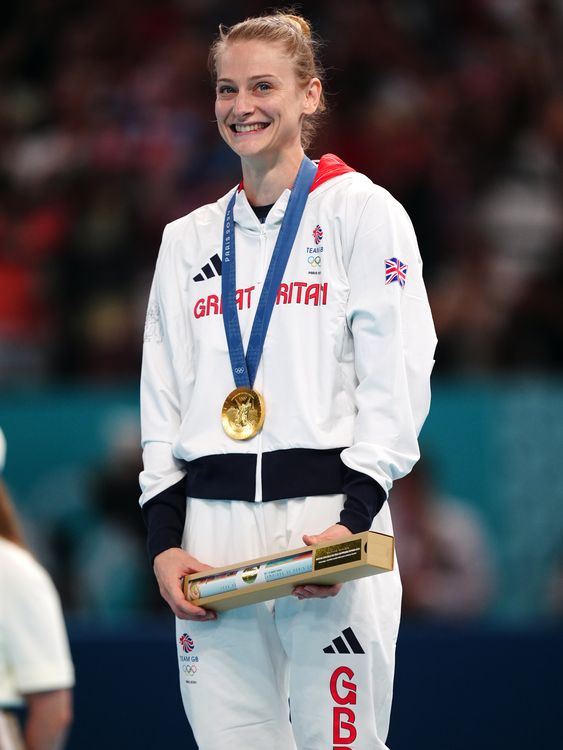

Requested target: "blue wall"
[
  {"left": 64, "top": 620, "right": 563, "bottom": 750},
  {"left": 2, "top": 381, "right": 563, "bottom": 621}
]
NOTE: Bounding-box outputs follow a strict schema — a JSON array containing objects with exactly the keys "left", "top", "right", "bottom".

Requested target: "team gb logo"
[
  {"left": 313, "top": 224, "right": 323, "bottom": 245},
  {"left": 179, "top": 633, "right": 195, "bottom": 653}
]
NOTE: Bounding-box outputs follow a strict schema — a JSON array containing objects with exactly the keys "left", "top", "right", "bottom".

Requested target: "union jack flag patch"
[{"left": 385, "top": 257, "right": 408, "bottom": 287}]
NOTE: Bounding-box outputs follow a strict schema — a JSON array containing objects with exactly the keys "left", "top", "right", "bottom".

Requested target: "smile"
[{"left": 230, "top": 123, "right": 270, "bottom": 134}]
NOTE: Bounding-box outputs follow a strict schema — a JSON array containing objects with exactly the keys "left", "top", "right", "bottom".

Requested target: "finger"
[
  {"left": 177, "top": 606, "right": 217, "bottom": 621},
  {"left": 311, "top": 583, "right": 342, "bottom": 595},
  {"left": 293, "top": 586, "right": 316, "bottom": 598},
  {"left": 187, "top": 563, "right": 214, "bottom": 575},
  {"left": 161, "top": 585, "right": 217, "bottom": 620},
  {"left": 170, "top": 596, "right": 217, "bottom": 621},
  {"left": 294, "top": 584, "right": 341, "bottom": 595},
  {"left": 294, "top": 584, "right": 342, "bottom": 598},
  {"left": 302, "top": 534, "right": 318, "bottom": 546}
]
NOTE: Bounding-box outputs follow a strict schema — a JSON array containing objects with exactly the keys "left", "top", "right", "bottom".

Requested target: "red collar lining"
[{"left": 237, "top": 153, "right": 355, "bottom": 195}]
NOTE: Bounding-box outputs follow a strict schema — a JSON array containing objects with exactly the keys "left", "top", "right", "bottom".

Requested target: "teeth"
[{"left": 234, "top": 123, "right": 268, "bottom": 132}]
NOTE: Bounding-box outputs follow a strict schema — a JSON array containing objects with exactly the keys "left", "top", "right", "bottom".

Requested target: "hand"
[
  {"left": 153, "top": 547, "right": 217, "bottom": 621},
  {"left": 293, "top": 524, "right": 353, "bottom": 600}
]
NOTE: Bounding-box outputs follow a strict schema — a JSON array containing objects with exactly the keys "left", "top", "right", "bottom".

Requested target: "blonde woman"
[
  {"left": 0, "top": 430, "right": 74, "bottom": 750},
  {"left": 140, "top": 12, "right": 436, "bottom": 749}
]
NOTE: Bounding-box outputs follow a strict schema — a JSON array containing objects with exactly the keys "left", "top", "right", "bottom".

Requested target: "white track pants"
[{"left": 175, "top": 494, "right": 401, "bottom": 750}]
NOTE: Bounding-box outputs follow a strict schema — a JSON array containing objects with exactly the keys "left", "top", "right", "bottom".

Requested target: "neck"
[{"left": 241, "top": 146, "right": 305, "bottom": 206}]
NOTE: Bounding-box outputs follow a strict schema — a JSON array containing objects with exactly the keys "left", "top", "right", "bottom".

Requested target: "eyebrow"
[{"left": 217, "top": 74, "right": 279, "bottom": 84}]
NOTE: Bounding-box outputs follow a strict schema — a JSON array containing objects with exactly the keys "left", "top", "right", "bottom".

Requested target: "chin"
[{"left": 231, "top": 140, "right": 272, "bottom": 159}]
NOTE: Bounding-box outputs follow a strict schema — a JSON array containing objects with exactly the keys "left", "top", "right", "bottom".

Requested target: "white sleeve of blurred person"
[
  {"left": 0, "top": 429, "right": 74, "bottom": 750},
  {"left": 422, "top": 497, "right": 495, "bottom": 617}
]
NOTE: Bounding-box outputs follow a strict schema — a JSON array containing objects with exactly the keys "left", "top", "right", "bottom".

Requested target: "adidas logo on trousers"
[{"left": 323, "top": 627, "right": 365, "bottom": 654}]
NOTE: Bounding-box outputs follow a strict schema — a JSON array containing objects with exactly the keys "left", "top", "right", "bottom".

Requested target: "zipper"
[{"left": 254, "top": 225, "right": 268, "bottom": 503}]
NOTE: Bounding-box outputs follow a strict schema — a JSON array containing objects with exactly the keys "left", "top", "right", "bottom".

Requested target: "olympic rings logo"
[
  {"left": 308, "top": 256, "right": 321, "bottom": 266},
  {"left": 234, "top": 367, "right": 245, "bottom": 374},
  {"left": 182, "top": 664, "right": 198, "bottom": 675}
]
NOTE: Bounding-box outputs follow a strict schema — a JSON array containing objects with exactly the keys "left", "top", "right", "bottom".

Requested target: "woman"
[
  {"left": 140, "top": 12, "right": 436, "bottom": 750},
  {"left": 0, "top": 429, "right": 74, "bottom": 750}
]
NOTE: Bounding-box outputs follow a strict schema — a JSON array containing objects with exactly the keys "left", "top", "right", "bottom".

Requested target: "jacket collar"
[{"left": 233, "top": 153, "right": 355, "bottom": 231}]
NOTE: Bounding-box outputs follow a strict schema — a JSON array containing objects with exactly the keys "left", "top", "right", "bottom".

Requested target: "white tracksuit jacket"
[{"left": 139, "top": 154, "right": 436, "bottom": 557}]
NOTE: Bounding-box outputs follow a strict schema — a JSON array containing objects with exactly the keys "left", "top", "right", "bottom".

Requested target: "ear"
[{"left": 303, "top": 78, "right": 322, "bottom": 115}]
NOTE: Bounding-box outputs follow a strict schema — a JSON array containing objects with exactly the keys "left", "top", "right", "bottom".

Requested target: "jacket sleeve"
[
  {"left": 139, "top": 224, "right": 191, "bottom": 561},
  {"left": 339, "top": 188, "right": 437, "bottom": 533}
]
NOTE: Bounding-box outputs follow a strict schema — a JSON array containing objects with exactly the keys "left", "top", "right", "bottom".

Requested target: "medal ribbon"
[{"left": 221, "top": 156, "right": 317, "bottom": 388}]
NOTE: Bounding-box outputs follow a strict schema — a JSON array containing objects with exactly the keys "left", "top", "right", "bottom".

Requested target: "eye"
[
  {"left": 217, "top": 85, "right": 236, "bottom": 96},
  {"left": 255, "top": 82, "right": 272, "bottom": 93}
]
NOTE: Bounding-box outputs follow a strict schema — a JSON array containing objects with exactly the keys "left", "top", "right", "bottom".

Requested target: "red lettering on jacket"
[
  {"left": 304, "top": 283, "right": 320, "bottom": 306},
  {"left": 331, "top": 666, "right": 357, "bottom": 749},
  {"left": 194, "top": 283, "right": 328, "bottom": 318},
  {"left": 293, "top": 281, "right": 307, "bottom": 303},
  {"left": 207, "top": 294, "right": 220, "bottom": 316},
  {"left": 244, "top": 286, "right": 254, "bottom": 308},
  {"left": 194, "top": 298, "right": 206, "bottom": 318},
  {"left": 277, "top": 283, "right": 289, "bottom": 305}
]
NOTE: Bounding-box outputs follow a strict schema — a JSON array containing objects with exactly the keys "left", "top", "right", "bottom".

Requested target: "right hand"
[{"left": 153, "top": 547, "right": 217, "bottom": 621}]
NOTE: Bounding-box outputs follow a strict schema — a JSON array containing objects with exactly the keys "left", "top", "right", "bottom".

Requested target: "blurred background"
[{"left": 1, "top": 0, "right": 562, "bottom": 748}]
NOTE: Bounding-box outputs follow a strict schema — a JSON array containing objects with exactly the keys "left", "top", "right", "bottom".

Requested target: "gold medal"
[{"left": 221, "top": 387, "right": 265, "bottom": 440}]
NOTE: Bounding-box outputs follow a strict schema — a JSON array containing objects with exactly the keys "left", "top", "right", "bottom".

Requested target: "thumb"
[
  {"left": 303, "top": 533, "right": 318, "bottom": 547},
  {"left": 191, "top": 561, "right": 213, "bottom": 573}
]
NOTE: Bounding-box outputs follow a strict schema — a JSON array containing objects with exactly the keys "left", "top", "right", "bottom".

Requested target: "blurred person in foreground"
[
  {"left": 0, "top": 429, "right": 74, "bottom": 750},
  {"left": 139, "top": 10, "right": 436, "bottom": 749},
  {"left": 391, "top": 461, "right": 495, "bottom": 621}
]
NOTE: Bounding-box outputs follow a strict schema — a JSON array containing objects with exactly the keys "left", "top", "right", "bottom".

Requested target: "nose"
[{"left": 233, "top": 90, "right": 253, "bottom": 118}]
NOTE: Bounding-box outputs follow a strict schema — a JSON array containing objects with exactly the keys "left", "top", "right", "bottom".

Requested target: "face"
[{"left": 214, "top": 40, "right": 320, "bottom": 163}]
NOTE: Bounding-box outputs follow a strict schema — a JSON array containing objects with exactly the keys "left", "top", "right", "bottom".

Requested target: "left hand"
[{"left": 293, "top": 524, "right": 353, "bottom": 600}]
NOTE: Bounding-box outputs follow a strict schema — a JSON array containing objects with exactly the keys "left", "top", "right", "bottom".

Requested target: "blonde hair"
[
  {"left": 209, "top": 11, "right": 327, "bottom": 150},
  {"left": 0, "top": 478, "right": 27, "bottom": 549}
]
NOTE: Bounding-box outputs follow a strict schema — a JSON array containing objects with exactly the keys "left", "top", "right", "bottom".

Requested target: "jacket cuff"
[
  {"left": 142, "top": 477, "right": 187, "bottom": 563},
  {"left": 339, "top": 466, "right": 386, "bottom": 533}
]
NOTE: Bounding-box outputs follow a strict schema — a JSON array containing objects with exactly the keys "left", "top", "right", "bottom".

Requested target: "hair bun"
[{"left": 283, "top": 14, "right": 312, "bottom": 38}]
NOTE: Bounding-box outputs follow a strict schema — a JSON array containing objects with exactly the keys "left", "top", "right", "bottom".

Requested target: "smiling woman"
[
  {"left": 139, "top": 10, "right": 436, "bottom": 750},
  {"left": 210, "top": 16, "right": 325, "bottom": 205},
  {"left": 210, "top": 14, "right": 327, "bottom": 150}
]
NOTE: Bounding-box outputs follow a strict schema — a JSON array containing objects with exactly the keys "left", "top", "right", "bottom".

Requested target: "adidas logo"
[
  {"left": 323, "top": 627, "right": 365, "bottom": 654},
  {"left": 193, "top": 253, "right": 222, "bottom": 282}
]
